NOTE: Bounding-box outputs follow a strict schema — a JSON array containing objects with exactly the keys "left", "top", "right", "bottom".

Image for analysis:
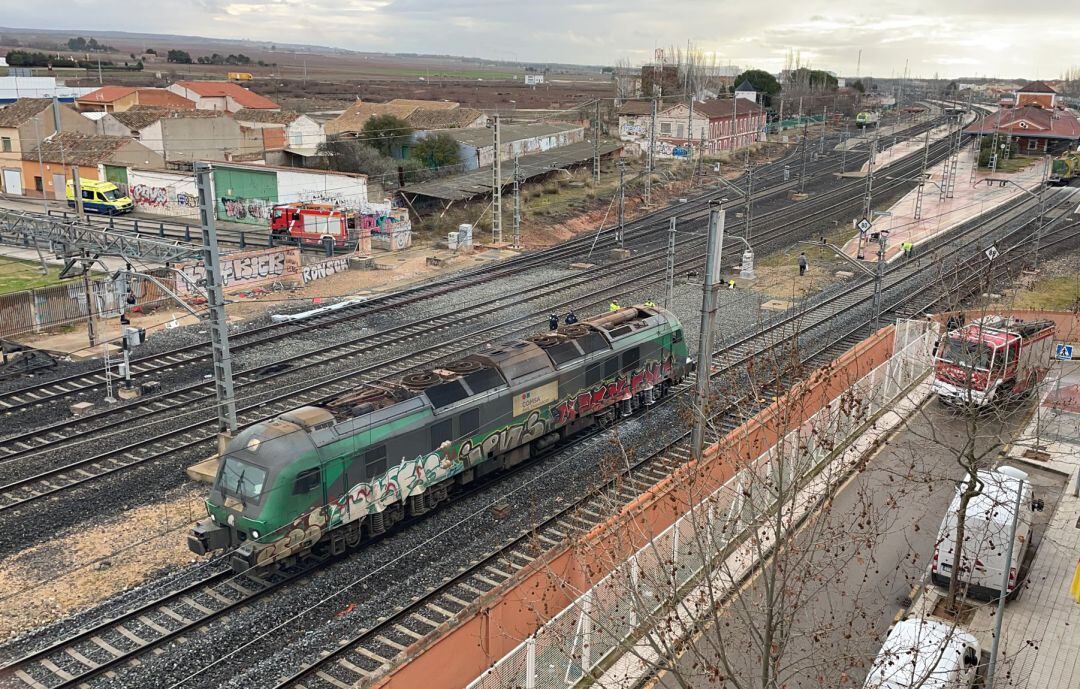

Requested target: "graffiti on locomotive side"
[
  {"left": 551, "top": 359, "right": 670, "bottom": 424},
  {"left": 457, "top": 410, "right": 546, "bottom": 467}
]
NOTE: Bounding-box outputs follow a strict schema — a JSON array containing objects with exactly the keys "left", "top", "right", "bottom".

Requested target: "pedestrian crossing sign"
[{"left": 1056, "top": 344, "right": 1074, "bottom": 361}]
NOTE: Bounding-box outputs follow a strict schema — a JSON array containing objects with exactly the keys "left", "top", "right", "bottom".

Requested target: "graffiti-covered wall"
[
  {"left": 176, "top": 246, "right": 303, "bottom": 296},
  {"left": 212, "top": 165, "right": 277, "bottom": 226},
  {"left": 127, "top": 168, "right": 201, "bottom": 219}
]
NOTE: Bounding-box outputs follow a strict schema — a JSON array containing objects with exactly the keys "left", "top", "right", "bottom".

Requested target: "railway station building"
[{"left": 963, "top": 104, "right": 1080, "bottom": 155}]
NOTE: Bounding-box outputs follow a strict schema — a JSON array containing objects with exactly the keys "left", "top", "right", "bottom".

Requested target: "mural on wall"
[
  {"left": 175, "top": 247, "right": 302, "bottom": 296},
  {"left": 130, "top": 184, "right": 169, "bottom": 208},
  {"left": 127, "top": 169, "right": 200, "bottom": 218}
]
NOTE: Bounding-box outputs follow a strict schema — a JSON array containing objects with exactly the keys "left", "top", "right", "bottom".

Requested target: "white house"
[
  {"left": 734, "top": 79, "right": 759, "bottom": 104},
  {"left": 232, "top": 109, "right": 326, "bottom": 152}
]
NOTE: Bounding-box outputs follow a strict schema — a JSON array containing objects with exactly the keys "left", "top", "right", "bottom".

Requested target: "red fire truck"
[
  {"left": 269, "top": 203, "right": 363, "bottom": 251},
  {"left": 932, "top": 316, "right": 1056, "bottom": 406}
]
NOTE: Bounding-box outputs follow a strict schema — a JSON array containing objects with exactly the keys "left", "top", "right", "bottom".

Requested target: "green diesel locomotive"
[{"left": 189, "top": 305, "right": 690, "bottom": 571}]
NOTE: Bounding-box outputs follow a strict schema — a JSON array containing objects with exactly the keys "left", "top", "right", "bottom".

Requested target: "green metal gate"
[{"left": 212, "top": 166, "right": 278, "bottom": 226}]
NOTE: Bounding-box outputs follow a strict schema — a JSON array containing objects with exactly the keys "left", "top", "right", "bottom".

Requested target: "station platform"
[
  {"left": 840, "top": 146, "right": 1047, "bottom": 264},
  {"left": 852, "top": 115, "right": 975, "bottom": 177}
]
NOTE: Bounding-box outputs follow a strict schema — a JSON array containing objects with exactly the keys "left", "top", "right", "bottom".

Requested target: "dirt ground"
[{"left": 0, "top": 487, "right": 208, "bottom": 641}]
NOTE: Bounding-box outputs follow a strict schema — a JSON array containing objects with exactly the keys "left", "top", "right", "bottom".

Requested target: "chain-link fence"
[{"left": 467, "top": 322, "right": 934, "bottom": 689}]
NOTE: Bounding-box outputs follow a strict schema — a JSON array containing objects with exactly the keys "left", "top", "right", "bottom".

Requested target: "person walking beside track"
[
  {"left": 549, "top": 313, "right": 560, "bottom": 331},
  {"left": 798, "top": 252, "right": 808, "bottom": 276}
]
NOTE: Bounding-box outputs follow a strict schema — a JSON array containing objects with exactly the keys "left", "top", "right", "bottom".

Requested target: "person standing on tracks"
[
  {"left": 902, "top": 241, "right": 914, "bottom": 259},
  {"left": 565, "top": 310, "right": 578, "bottom": 325},
  {"left": 549, "top": 313, "right": 560, "bottom": 331},
  {"left": 798, "top": 252, "right": 808, "bottom": 277}
]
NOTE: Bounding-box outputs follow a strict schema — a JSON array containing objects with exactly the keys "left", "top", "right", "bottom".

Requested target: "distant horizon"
[{"left": 1, "top": 0, "right": 1077, "bottom": 82}]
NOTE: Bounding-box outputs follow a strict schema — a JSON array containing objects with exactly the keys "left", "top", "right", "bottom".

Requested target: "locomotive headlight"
[
  {"left": 227, "top": 514, "right": 235, "bottom": 526},
  {"left": 251, "top": 530, "right": 260, "bottom": 539},
  {"left": 210, "top": 514, "right": 218, "bottom": 525}
]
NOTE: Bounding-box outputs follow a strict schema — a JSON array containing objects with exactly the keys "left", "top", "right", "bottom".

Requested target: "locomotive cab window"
[
  {"left": 672, "top": 329, "right": 684, "bottom": 344},
  {"left": 364, "top": 445, "right": 387, "bottom": 479},
  {"left": 431, "top": 419, "right": 454, "bottom": 448},
  {"left": 459, "top": 408, "right": 480, "bottom": 439},
  {"left": 622, "top": 347, "right": 640, "bottom": 372},
  {"left": 292, "top": 467, "right": 321, "bottom": 495},
  {"left": 604, "top": 356, "right": 621, "bottom": 379}
]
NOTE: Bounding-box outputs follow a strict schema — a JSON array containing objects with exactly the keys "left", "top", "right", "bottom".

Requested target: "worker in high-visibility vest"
[
  {"left": 609, "top": 301, "right": 621, "bottom": 312},
  {"left": 643, "top": 299, "right": 657, "bottom": 308}
]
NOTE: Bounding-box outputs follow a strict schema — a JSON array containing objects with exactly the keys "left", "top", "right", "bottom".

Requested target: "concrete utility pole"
[
  {"left": 194, "top": 162, "right": 238, "bottom": 440},
  {"left": 819, "top": 106, "right": 828, "bottom": 154},
  {"left": 856, "top": 127, "right": 879, "bottom": 260},
  {"left": 869, "top": 229, "right": 888, "bottom": 332},
  {"left": 512, "top": 153, "right": 521, "bottom": 249},
  {"left": 665, "top": 217, "right": 676, "bottom": 308},
  {"left": 1032, "top": 154, "right": 1050, "bottom": 272},
  {"left": 491, "top": 114, "right": 502, "bottom": 244},
  {"left": 913, "top": 128, "right": 931, "bottom": 220},
  {"left": 71, "top": 166, "right": 85, "bottom": 218},
  {"left": 986, "top": 476, "right": 1025, "bottom": 689},
  {"left": 80, "top": 250, "right": 96, "bottom": 348},
  {"left": 691, "top": 203, "right": 724, "bottom": 461},
  {"left": 744, "top": 151, "right": 754, "bottom": 241},
  {"left": 799, "top": 120, "right": 810, "bottom": 193},
  {"left": 593, "top": 99, "right": 601, "bottom": 184},
  {"left": 616, "top": 160, "right": 625, "bottom": 249},
  {"left": 687, "top": 96, "right": 694, "bottom": 163},
  {"left": 840, "top": 123, "right": 850, "bottom": 174},
  {"left": 646, "top": 95, "right": 657, "bottom": 206}
]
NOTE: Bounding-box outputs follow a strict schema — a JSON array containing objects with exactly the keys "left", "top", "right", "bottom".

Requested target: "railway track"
[
  {"left": 2, "top": 169, "right": 1068, "bottom": 689},
  {"left": 0, "top": 117, "right": 946, "bottom": 418},
  {"left": 0, "top": 135, "right": 964, "bottom": 510}
]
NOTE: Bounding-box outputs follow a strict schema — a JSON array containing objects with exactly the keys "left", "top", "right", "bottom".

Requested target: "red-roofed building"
[
  {"left": 77, "top": 87, "right": 195, "bottom": 113},
  {"left": 963, "top": 104, "right": 1080, "bottom": 155},
  {"left": 1014, "top": 81, "right": 1058, "bottom": 109},
  {"left": 165, "top": 81, "right": 279, "bottom": 113}
]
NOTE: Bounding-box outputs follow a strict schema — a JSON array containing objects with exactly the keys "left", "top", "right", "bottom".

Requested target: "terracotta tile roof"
[
  {"left": 0, "top": 98, "right": 52, "bottom": 128},
  {"left": 233, "top": 108, "right": 303, "bottom": 125},
  {"left": 135, "top": 89, "right": 195, "bottom": 109},
  {"left": 404, "top": 107, "right": 485, "bottom": 130},
  {"left": 174, "top": 81, "right": 279, "bottom": 109},
  {"left": 387, "top": 99, "right": 459, "bottom": 110},
  {"left": 618, "top": 101, "right": 654, "bottom": 116},
  {"left": 112, "top": 106, "right": 223, "bottom": 131},
  {"left": 1018, "top": 80, "right": 1057, "bottom": 94},
  {"left": 690, "top": 98, "right": 765, "bottom": 119},
  {"left": 324, "top": 101, "right": 419, "bottom": 135},
  {"left": 77, "top": 86, "right": 136, "bottom": 104},
  {"left": 963, "top": 105, "right": 1080, "bottom": 140},
  {"left": 21, "top": 131, "right": 137, "bottom": 165}
]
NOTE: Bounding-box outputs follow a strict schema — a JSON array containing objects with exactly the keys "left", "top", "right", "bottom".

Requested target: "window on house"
[
  {"left": 1, "top": 137, "right": 10, "bottom": 152},
  {"left": 660, "top": 122, "right": 672, "bottom": 135},
  {"left": 34, "top": 177, "right": 43, "bottom": 192},
  {"left": 1028, "top": 139, "right": 1038, "bottom": 151},
  {"left": 676, "top": 123, "right": 685, "bottom": 139}
]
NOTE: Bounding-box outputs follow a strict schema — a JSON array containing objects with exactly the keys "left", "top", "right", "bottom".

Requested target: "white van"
[
  {"left": 863, "top": 617, "right": 979, "bottom": 688},
  {"left": 931, "top": 466, "right": 1041, "bottom": 600}
]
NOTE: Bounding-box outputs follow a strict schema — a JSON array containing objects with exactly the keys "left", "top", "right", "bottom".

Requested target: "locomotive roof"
[{"left": 322, "top": 305, "right": 677, "bottom": 423}]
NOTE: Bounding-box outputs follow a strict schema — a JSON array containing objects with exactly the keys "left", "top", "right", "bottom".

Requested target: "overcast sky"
[{"left": 4, "top": 1, "right": 1078, "bottom": 79}]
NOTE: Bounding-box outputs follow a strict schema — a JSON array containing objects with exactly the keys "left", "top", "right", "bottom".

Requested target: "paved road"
[{"left": 655, "top": 398, "right": 1036, "bottom": 689}]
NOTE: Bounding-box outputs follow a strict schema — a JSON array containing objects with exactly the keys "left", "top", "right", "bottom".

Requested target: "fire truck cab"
[
  {"left": 270, "top": 203, "right": 362, "bottom": 251},
  {"left": 932, "top": 316, "right": 1055, "bottom": 406}
]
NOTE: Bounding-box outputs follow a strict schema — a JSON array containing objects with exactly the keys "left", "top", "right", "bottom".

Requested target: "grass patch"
[
  {"left": 1009, "top": 275, "right": 1080, "bottom": 310},
  {"left": 0, "top": 257, "right": 75, "bottom": 293},
  {"left": 977, "top": 156, "right": 1036, "bottom": 174}
]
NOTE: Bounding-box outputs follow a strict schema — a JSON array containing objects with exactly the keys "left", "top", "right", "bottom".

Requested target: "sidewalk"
[
  {"left": 840, "top": 146, "right": 1050, "bottom": 263},
  {"left": 991, "top": 361, "right": 1080, "bottom": 687}
]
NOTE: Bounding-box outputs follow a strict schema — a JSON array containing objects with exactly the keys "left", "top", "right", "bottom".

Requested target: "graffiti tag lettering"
[
  {"left": 302, "top": 256, "right": 350, "bottom": 283},
  {"left": 551, "top": 360, "right": 670, "bottom": 425}
]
